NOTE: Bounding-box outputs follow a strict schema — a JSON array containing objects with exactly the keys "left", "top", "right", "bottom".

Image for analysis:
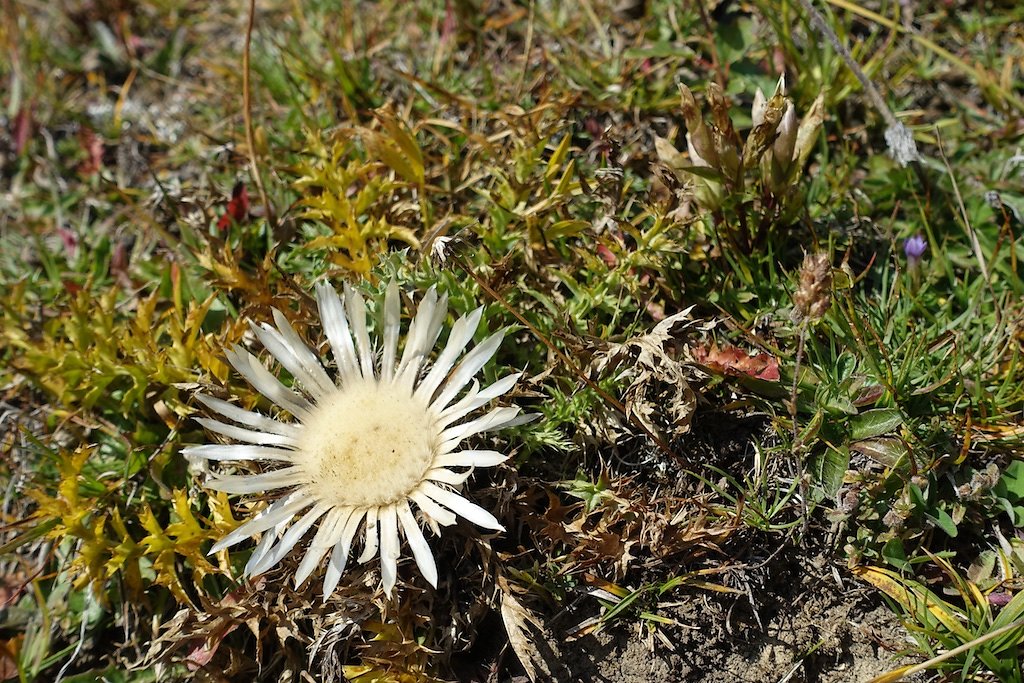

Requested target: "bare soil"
[{"left": 481, "top": 554, "right": 923, "bottom": 683}]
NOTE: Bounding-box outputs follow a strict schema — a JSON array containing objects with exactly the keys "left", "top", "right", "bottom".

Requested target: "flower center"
[{"left": 295, "top": 378, "right": 438, "bottom": 508}]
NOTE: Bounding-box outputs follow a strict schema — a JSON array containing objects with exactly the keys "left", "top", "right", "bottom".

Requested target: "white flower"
[{"left": 185, "top": 282, "right": 526, "bottom": 599}]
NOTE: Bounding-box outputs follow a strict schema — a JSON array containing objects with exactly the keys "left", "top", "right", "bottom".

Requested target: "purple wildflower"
[
  {"left": 988, "top": 591, "right": 1012, "bottom": 608},
  {"left": 904, "top": 235, "right": 927, "bottom": 264}
]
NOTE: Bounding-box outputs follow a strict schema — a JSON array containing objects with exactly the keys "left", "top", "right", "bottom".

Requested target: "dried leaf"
[
  {"left": 794, "top": 94, "right": 826, "bottom": 169},
  {"left": 654, "top": 135, "right": 687, "bottom": 170},
  {"left": 591, "top": 308, "right": 710, "bottom": 438},
  {"left": 499, "top": 587, "right": 551, "bottom": 683},
  {"left": 691, "top": 343, "right": 780, "bottom": 381}
]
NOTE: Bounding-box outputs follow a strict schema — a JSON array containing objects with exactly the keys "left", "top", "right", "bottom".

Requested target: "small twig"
[
  {"left": 935, "top": 131, "right": 989, "bottom": 283},
  {"left": 794, "top": 0, "right": 920, "bottom": 166},
  {"left": 790, "top": 325, "right": 811, "bottom": 534},
  {"left": 514, "top": 0, "right": 535, "bottom": 99},
  {"left": 790, "top": 328, "right": 807, "bottom": 445},
  {"left": 243, "top": 0, "right": 275, "bottom": 229},
  {"left": 797, "top": 0, "right": 894, "bottom": 128},
  {"left": 694, "top": 0, "right": 723, "bottom": 84}
]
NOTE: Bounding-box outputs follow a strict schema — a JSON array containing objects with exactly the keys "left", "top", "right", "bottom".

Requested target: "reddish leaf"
[
  {"left": 596, "top": 244, "right": 617, "bottom": 268},
  {"left": 57, "top": 226, "right": 78, "bottom": 259},
  {"left": 440, "top": 0, "right": 457, "bottom": 43},
  {"left": 185, "top": 622, "right": 239, "bottom": 671},
  {"left": 0, "top": 635, "right": 21, "bottom": 681},
  {"left": 12, "top": 105, "right": 33, "bottom": 156},
  {"left": 216, "top": 182, "right": 250, "bottom": 230},
  {"left": 183, "top": 584, "right": 251, "bottom": 671},
  {"left": 110, "top": 237, "right": 132, "bottom": 285},
  {"left": 0, "top": 574, "right": 27, "bottom": 609},
  {"left": 692, "top": 343, "right": 781, "bottom": 381},
  {"left": 77, "top": 126, "right": 104, "bottom": 175}
]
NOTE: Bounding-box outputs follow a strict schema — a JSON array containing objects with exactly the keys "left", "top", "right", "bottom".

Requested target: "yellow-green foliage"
[
  {"left": 343, "top": 620, "right": 439, "bottom": 683},
  {"left": 27, "top": 446, "right": 237, "bottom": 606},
  {"left": 291, "top": 116, "right": 421, "bottom": 275},
  {"left": 488, "top": 130, "right": 587, "bottom": 257},
  {"left": 1, "top": 279, "right": 245, "bottom": 608},
  {"left": 1, "top": 280, "right": 236, "bottom": 426}
]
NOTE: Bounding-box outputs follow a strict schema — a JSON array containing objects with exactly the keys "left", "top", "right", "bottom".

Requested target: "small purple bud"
[
  {"left": 988, "top": 591, "right": 1012, "bottom": 608},
  {"left": 904, "top": 235, "right": 927, "bottom": 264}
]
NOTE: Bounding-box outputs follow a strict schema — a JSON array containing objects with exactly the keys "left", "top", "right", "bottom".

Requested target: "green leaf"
[
  {"left": 0, "top": 519, "right": 58, "bottom": 554},
  {"left": 850, "top": 408, "right": 904, "bottom": 440},
  {"left": 815, "top": 446, "right": 850, "bottom": 496},
  {"left": 850, "top": 438, "right": 904, "bottom": 467},
  {"left": 928, "top": 507, "right": 959, "bottom": 537},
  {"left": 715, "top": 16, "right": 755, "bottom": 65},
  {"left": 882, "top": 538, "right": 910, "bottom": 570},
  {"left": 995, "top": 461, "right": 1024, "bottom": 500}
]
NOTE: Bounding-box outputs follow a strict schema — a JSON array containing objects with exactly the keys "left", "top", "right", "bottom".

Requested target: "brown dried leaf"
[
  {"left": 654, "top": 135, "right": 687, "bottom": 171},
  {"left": 499, "top": 587, "right": 552, "bottom": 683},
  {"left": 742, "top": 92, "right": 786, "bottom": 168},
  {"left": 794, "top": 94, "right": 826, "bottom": 169},
  {"left": 591, "top": 308, "right": 709, "bottom": 438}
]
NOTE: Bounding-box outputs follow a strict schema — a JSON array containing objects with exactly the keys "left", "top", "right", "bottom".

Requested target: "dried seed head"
[
  {"left": 678, "top": 83, "right": 719, "bottom": 171},
  {"left": 792, "top": 252, "right": 832, "bottom": 323},
  {"left": 751, "top": 88, "right": 767, "bottom": 128},
  {"left": 773, "top": 104, "right": 798, "bottom": 170}
]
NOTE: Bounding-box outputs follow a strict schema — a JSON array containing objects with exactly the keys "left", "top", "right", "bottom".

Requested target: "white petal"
[
  {"left": 752, "top": 87, "right": 767, "bottom": 128},
  {"left": 409, "top": 490, "right": 457, "bottom": 528},
  {"left": 357, "top": 507, "right": 379, "bottom": 563},
  {"left": 182, "top": 444, "right": 296, "bottom": 462},
  {"left": 424, "top": 516, "right": 441, "bottom": 538},
  {"left": 499, "top": 412, "right": 540, "bottom": 429},
  {"left": 248, "top": 503, "right": 328, "bottom": 576},
  {"left": 323, "top": 509, "right": 365, "bottom": 599},
  {"left": 431, "top": 329, "right": 506, "bottom": 410},
  {"left": 437, "top": 373, "right": 521, "bottom": 427},
  {"left": 396, "top": 288, "right": 448, "bottom": 386},
  {"left": 420, "top": 482, "right": 504, "bottom": 531},
  {"left": 438, "top": 406, "right": 523, "bottom": 452},
  {"left": 434, "top": 449, "right": 510, "bottom": 468},
  {"left": 379, "top": 505, "right": 400, "bottom": 594},
  {"left": 397, "top": 500, "right": 437, "bottom": 588},
  {"left": 425, "top": 467, "right": 473, "bottom": 486},
  {"left": 210, "top": 492, "right": 311, "bottom": 553},
  {"left": 315, "top": 282, "right": 359, "bottom": 382},
  {"left": 396, "top": 287, "right": 438, "bottom": 380},
  {"left": 250, "top": 317, "right": 333, "bottom": 400},
  {"left": 206, "top": 467, "right": 305, "bottom": 494},
  {"left": 225, "top": 346, "right": 312, "bottom": 419},
  {"left": 245, "top": 526, "right": 280, "bottom": 574},
  {"left": 380, "top": 281, "right": 401, "bottom": 382},
  {"left": 294, "top": 508, "right": 348, "bottom": 588},
  {"left": 415, "top": 307, "right": 483, "bottom": 401},
  {"left": 344, "top": 283, "right": 375, "bottom": 379},
  {"left": 271, "top": 309, "right": 336, "bottom": 395},
  {"left": 195, "top": 394, "right": 301, "bottom": 438},
  {"left": 195, "top": 417, "right": 295, "bottom": 447}
]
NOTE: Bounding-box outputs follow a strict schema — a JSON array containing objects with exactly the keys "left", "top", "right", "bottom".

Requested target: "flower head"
[
  {"left": 792, "top": 252, "right": 833, "bottom": 324},
  {"left": 185, "top": 282, "right": 526, "bottom": 599},
  {"left": 904, "top": 234, "right": 927, "bottom": 264}
]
